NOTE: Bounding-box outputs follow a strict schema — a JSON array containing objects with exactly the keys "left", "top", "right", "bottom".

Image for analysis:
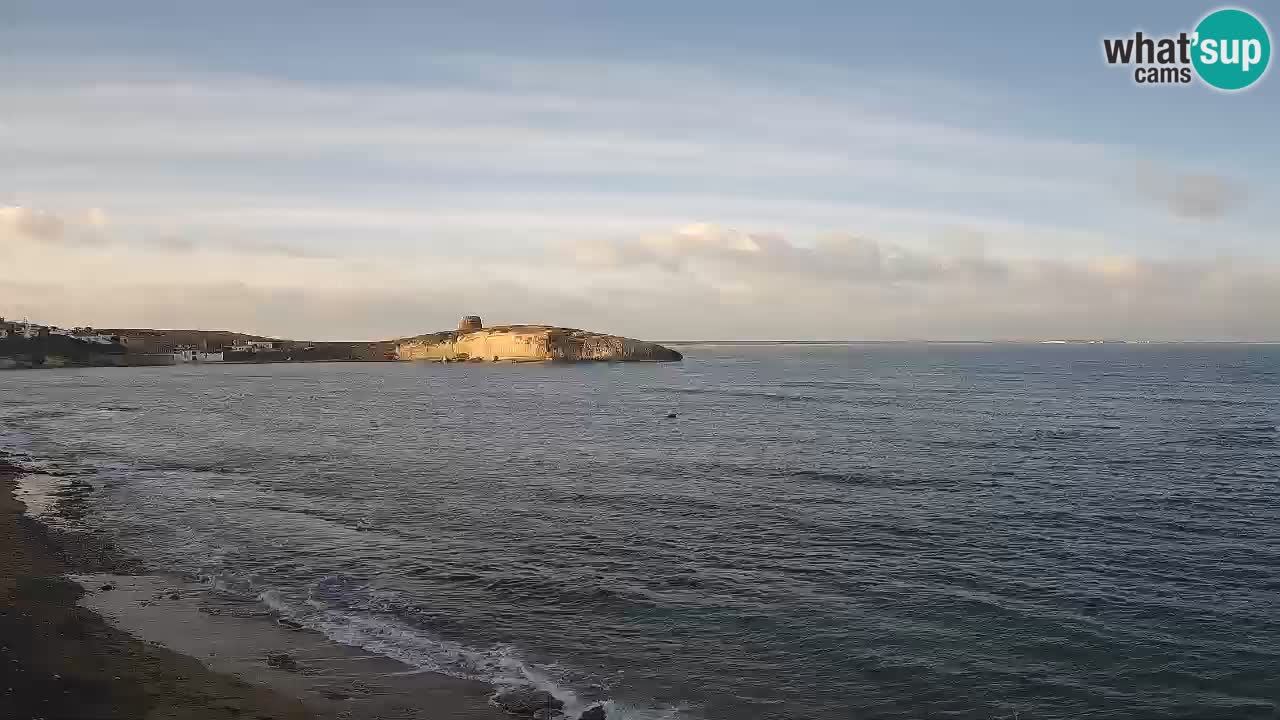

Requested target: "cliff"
[{"left": 396, "top": 318, "right": 682, "bottom": 363}]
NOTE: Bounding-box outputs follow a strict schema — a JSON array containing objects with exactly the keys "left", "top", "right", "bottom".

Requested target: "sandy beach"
[{"left": 0, "top": 453, "right": 505, "bottom": 720}]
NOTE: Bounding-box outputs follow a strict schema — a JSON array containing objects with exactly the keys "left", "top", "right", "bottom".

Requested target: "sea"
[{"left": 2, "top": 344, "right": 1278, "bottom": 720}]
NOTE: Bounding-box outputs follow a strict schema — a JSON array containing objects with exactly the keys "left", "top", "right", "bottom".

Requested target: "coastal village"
[{"left": 0, "top": 316, "right": 394, "bottom": 368}]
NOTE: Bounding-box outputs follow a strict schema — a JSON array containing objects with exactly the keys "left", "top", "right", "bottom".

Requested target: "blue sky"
[{"left": 2, "top": 2, "right": 1277, "bottom": 340}]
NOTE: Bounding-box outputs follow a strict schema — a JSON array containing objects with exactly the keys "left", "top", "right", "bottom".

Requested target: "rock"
[
  {"left": 578, "top": 705, "right": 607, "bottom": 720},
  {"left": 265, "top": 652, "right": 299, "bottom": 671},
  {"left": 319, "top": 688, "right": 351, "bottom": 700},
  {"left": 98, "top": 583, "right": 115, "bottom": 591},
  {"left": 492, "top": 686, "right": 564, "bottom": 716},
  {"left": 396, "top": 323, "right": 683, "bottom": 363}
]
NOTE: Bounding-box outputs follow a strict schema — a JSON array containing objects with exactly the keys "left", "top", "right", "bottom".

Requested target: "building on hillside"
[
  {"left": 174, "top": 345, "right": 225, "bottom": 363},
  {"left": 228, "top": 340, "right": 281, "bottom": 352},
  {"left": 70, "top": 328, "right": 123, "bottom": 345}
]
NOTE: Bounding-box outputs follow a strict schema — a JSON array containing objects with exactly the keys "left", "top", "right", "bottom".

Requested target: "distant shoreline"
[{"left": 659, "top": 340, "right": 1280, "bottom": 346}]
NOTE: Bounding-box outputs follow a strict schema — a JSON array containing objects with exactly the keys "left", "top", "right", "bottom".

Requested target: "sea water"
[{"left": 2, "top": 344, "right": 1278, "bottom": 719}]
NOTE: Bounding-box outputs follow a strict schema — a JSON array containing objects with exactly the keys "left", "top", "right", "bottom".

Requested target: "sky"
[{"left": 2, "top": 1, "right": 1278, "bottom": 341}]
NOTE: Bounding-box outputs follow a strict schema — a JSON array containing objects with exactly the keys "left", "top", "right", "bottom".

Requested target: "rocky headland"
[{"left": 396, "top": 316, "right": 682, "bottom": 363}]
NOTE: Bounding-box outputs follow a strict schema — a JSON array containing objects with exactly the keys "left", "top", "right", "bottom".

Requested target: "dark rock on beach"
[
  {"left": 265, "top": 651, "right": 300, "bottom": 671},
  {"left": 493, "top": 686, "right": 564, "bottom": 716},
  {"left": 579, "top": 704, "right": 608, "bottom": 720}
]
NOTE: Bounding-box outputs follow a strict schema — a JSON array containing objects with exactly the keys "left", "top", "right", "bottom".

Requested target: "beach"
[
  {"left": 0, "top": 453, "right": 505, "bottom": 720},
  {"left": 1, "top": 456, "right": 309, "bottom": 719}
]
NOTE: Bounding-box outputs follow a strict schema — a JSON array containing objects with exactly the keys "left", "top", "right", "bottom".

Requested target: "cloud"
[
  {"left": 565, "top": 223, "right": 1280, "bottom": 341},
  {"left": 141, "top": 234, "right": 328, "bottom": 258},
  {"left": 0, "top": 208, "right": 604, "bottom": 340},
  {"left": 1136, "top": 163, "right": 1244, "bottom": 220},
  {"left": 0, "top": 205, "right": 323, "bottom": 258},
  {"left": 2, "top": 54, "right": 1276, "bottom": 341},
  {"left": 3, "top": 59, "right": 1115, "bottom": 222},
  {"left": 4, "top": 201, "right": 1277, "bottom": 342},
  {"left": 0, "top": 205, "right": 107, "bottom": 245},
  {"left": 572, "top": 223, "right": 1008, "bottom": 286},
  {"left": 0, "top": 206, "right": 66, "bottom": 242}
]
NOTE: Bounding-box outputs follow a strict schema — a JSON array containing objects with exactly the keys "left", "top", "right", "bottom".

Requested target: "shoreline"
[
  {"left": 0, "top": 452, "right": 506, "bottom": 720},
  {"left": 0, "top": 358, "right": 401, "bottom": 371}
]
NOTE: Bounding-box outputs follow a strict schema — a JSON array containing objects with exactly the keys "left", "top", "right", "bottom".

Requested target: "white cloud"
[
  {"left": 0, "top": 205, "right": 107, "bottom": 244},
  {"left": 563, "top": 223, "right": 1280, "bottom": 341},
  {"left": 2, "top": 57, "right": 1277, "bottom": 341},
  {"left": 1136, "top": 162, "right": 1244, "bottom": 220},
  {"left": 1, "top": 59, "right": 1113, "bottom": 202},
  {"left": 4, "top": 207, "right": 1277, "bottom": 341}
]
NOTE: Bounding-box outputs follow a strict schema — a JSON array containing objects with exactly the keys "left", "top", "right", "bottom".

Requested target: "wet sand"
[{"left": 1, "top": 455, "right": 504, "bottom": 720}]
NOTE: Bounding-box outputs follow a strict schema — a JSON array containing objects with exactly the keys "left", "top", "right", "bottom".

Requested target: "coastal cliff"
[{"left": 396, "top": 316, "right": 682, "bottom": 363}]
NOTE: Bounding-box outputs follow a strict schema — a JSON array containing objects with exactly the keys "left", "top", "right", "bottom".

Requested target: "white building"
[
  {"left": 174, "top": 346, "right": 224, "bottom": 363},
  {"left": 0, "top": 318, "right": 43, "bottom": 339},
  {"left": 71, "top": 333, "right": 121, "bottom": 345},
  {"left": 229, "top": 340, "right": 280, "bottom": 352}
]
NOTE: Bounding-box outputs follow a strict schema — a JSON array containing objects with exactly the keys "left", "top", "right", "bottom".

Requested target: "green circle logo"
[{"left": 1192, "top": 8, "right": 1271, "bottom": 90}]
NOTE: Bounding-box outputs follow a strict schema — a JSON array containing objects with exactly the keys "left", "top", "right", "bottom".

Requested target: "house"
[
  {"left": 229, "top": 340, "right": 280, "bottom": 352},
  {"left": 70, "top": 329, "right": 122, "bottom": 345},
  {"left": 174, "top": 345, "right": 225, "bottom": 363},
  {"left": 0, "top": 318, "right": 42, "bottom": 339}
]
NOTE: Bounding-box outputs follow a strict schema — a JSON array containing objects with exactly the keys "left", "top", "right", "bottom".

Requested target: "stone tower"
[{"left": 457, "top": 315, "right": 483, "bottom": 333}]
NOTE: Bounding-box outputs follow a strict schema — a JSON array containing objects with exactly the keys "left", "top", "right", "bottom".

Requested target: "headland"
[
  {"left": 0, "top": 315, "right": 680, "bottom": 368},
  {"left": 396, "top": 315, "right": 683, "bottom": 363}
]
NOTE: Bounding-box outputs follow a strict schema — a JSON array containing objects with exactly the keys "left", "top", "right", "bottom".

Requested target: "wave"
[
  {"left": 645, "top": 385, "right": 893, "bottom": 407},
  {"left": 0, "top": 443, "right": 684, "bottom": 719},
  {"left": 1159, "top": 423, "right": 1279, "bottom": 449},
  {"left": 248, "top": 575, "right": 688, "bottom": 720}
]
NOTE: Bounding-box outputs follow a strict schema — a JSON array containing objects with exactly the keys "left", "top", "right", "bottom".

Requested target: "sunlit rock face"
[{"left": 396, "top": 318, "right": 682, "bottom": 363}]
